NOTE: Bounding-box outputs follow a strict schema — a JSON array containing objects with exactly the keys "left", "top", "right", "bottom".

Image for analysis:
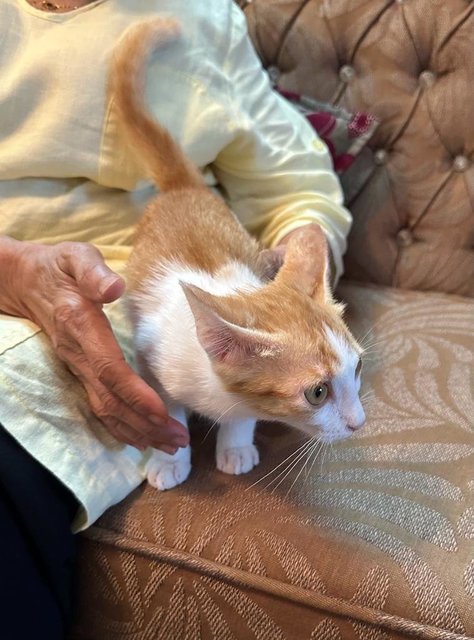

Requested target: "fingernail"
[
  {"left": 162, "top": 445, "right": 178, "bottom": 455},
  {"left": 171, "top": 436, "right": 189, "bottom": 448},
  {"left": 99, "top": 275, "right": 122, "bottom": 297},
  {"left": 167, "top": 417, "right": 186, "bottom": 430},
  {"left": 149, "top": 414, "right": 165, "bottom": 425}
]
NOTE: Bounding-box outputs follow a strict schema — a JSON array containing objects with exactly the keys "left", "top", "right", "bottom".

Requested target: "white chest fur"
[{"left": 132, "top": 260, "right": 263, "bottom": 420}]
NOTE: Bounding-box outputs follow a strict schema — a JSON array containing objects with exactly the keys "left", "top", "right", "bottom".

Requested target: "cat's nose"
[
  {"left": 346, "top": 410, "right": 366, "bottom": 432},
  {"left": 347, "top": 420, "right": 365, "bottom": 432}
]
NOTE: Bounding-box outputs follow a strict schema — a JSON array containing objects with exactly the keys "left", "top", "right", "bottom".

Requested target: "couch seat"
[{"left": 71, "top": 283, "right": 474, "bottom": 640}]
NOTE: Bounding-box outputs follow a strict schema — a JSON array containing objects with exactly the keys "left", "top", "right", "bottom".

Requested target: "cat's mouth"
[
  {"left": 319, "top": 430, "right": 354, "bottom": 444},
  {"left": 290, "top": 421, "right": 356, "bottom": 443}
]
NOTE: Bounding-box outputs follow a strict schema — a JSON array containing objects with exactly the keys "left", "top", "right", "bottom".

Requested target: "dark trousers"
[{"left": 0, "top": 425, "right": 78, "bottom": 640}]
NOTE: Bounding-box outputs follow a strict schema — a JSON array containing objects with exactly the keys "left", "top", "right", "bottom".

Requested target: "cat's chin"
[
  {"left": 292, "top": 423, "right": 353, "bottom": 444},
  {"left": 318, "top": 430, "right": 354, "bottom": 444}
]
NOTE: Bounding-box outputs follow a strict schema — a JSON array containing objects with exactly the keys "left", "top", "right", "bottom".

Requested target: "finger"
[
  {"left": 53, "top": 295, "right": 188, "bottom": 439},
  {"left": 102, "top": 419, "right": 180, "bottom": 455},
  {"left": 57, "top": 323, "right": 189, "bottom": 447},
  {"left": 78, "top": 311, "right": 187, "bottom": 433},
  {"left": 56, "top": 242, "right": 126, "bottom": 304},
  {"left": 95, "top": 357, "right": 186, "bottom": 428},
  {"left": 84, "top": 377, "right": 189, "bottom": 449},
  {"left": 82, "top": 380, "right": 158, "bottom": 450}
]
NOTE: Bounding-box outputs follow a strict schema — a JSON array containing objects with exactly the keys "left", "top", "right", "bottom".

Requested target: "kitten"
[{"left": 110, "top": 19, "right": 366, "bottom": 490}]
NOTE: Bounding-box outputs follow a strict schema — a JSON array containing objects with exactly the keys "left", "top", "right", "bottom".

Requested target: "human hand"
[{"left": 1, "top": 238, "right": 189, "bottom": 453}]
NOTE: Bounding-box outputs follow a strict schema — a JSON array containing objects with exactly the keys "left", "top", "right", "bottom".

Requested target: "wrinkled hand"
[{"left": 3, "top": 239, "right": 189, "bottom": 453}]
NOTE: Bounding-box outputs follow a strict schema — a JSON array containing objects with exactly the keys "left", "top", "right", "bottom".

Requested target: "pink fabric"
[{"left": 277, "top": 88, "right": 378, "bottom": 174}]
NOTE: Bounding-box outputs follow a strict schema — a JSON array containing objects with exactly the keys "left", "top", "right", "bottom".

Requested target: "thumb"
[
  {"left": 58, "top": 243, "right": 126, "bottom": 303},
  {"left": 94, "top": 270, "right": 126, "bottom": 303}
]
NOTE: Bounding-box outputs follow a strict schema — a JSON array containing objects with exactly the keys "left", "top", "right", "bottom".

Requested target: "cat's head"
[{"left": 182, "top": 224, "right": 365, "bottom": 443}]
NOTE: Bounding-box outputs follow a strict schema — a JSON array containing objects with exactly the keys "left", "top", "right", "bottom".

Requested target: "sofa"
[{"left": 70, "top": 1, "right": 474, "bottom": 638}]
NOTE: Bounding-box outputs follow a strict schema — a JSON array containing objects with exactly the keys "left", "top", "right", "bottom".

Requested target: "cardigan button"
[
  {"left": 312, "top": 139, "right": 326, "bottom": 152},
  {"left": 397, "top": 228, "right": 414, "bottom": 247},
  {"left": 267, "top": 65, "right": 280, "bottom": 85},
  {"left": 374, "top": 149, "right": 388, "bottom": 165},
  {"left": 339, "top": 65, "right": 355, "bottom": 83},
  {"left": 453, "top": 155, "right": 469, "bottom": 172}
]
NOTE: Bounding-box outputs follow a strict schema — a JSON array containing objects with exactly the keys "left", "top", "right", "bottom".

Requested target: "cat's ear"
[
  {"left": 275, "top": 224, "right": 330, "bottom": 303},
  {"left": 180, "top": 282, "right": 279, "bottom": 364},
  {"left": 255, "top": 245, "right": 287, "bottom": 281}
]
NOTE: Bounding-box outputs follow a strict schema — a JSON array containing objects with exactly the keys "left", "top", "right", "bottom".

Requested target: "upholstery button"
[
  {"left": 339, "top": 65, "right": 355, "bottom": 83},
  {"left": 267, "top": 65, "right": 280, "bottom": 85},
  {"left": 419, "top": 70, "right": 436, "bottom": 88},
  {"left": 397, "top": 228, "right": 414, "bottom": 247},
  {"left": 453, "top": 155, "right": 469, "bottom": 172},
  {"left": 374, "top": 149, "right": 388, "bottom": 165}
]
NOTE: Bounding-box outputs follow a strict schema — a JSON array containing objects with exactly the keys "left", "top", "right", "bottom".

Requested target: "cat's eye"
[
  {"left": 355, "top": 358, "right": 362, "bottom": 377},
  {"left": 304, "top": 383, "right": 329, "bottom": 406}
]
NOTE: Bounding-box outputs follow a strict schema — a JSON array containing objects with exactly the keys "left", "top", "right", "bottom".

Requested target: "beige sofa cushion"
[
  {"left": 71, "top": 283, "right": 474, "bottom": 639},
  {"left": 243, "top": 0, "right": 474, "bottom": 297}
]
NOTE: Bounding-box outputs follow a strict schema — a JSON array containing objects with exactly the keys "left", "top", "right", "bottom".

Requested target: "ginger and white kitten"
[{"left": 110, "top": 19, "right": 366, "bottom": 491}]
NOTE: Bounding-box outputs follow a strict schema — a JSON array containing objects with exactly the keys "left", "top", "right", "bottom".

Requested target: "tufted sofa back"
[{"left": 242, "top": 0, "right": 474, "bottom": 297}]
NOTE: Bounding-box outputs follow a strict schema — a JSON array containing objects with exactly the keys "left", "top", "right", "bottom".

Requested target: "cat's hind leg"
[
  {"left": 145, "top": 404, "right": 191, "bottom": 490},
  {"left": 216, "top": 418, "right": 259, "bottom": 475}
]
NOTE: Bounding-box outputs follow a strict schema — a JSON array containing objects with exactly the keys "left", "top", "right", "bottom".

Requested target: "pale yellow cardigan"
[{"left": 0, "top": 0, "right": 351, "bottom": 530}]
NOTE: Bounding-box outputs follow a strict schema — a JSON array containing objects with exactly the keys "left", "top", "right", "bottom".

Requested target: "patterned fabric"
[
  {"left": 70, "top": 283, "right": 474, "bottom": 640},
  {"left": 276, "top": 88, "right": 378, "bottom": 175}
]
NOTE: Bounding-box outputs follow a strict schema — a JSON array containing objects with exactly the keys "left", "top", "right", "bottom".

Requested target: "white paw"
[
  {"left": 147, "top": 458, "right": 191, "bottom": 491},
  {"left": 216, "top": 445, "right": 259, "bottom": 475}
]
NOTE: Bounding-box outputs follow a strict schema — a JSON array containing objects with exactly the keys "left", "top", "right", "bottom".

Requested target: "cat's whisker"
[
  {"left": 306, "top": 438, "right": 324, "bottom": 479},
  {"left": 246, "top": 437, "right": 315, "bottom": 491},
  {"left": 304, "top": 438, "right": 320, "bottom": 480},
  {"left": 320, "top": 441, "right": 329, "bottom": 471},
  {"left": 360, "top": 335, "right": 384, "bottom": 350},
  {"left": 201, "top": 399, "right": 247, "bottom": 443},
  {"left": 268, "top": 451, "right": 312, "bottom": 494},
  {"left": 360, "top": 348, "right": 383, "bottom": 361},
  {"left": 356, "top": 326, "right": 373, "bottom": 347},
  {"left": 360, "top": 347, "right": 384, "bottom": 361},
  {"left": 328, "top": 442, "right": 335, "bottom": 466},
  {"left": 303, "top": 438, "right": 322, "bottom": 477},
  {"left": 286, "top": 439, "right": 321, "bottom": 498},
  {"left": 278, "top": 436, "right": 321, "bottom": 497},
  {"left": 359, "top": 391, "right": 375, "bottom": 405},
  {"left": 359, "top": 344, "right": 385, "bottom": 360},
  {"left": 358, "top": 335, "right": 380, "bottom": 354},
  {"left": 267, "top": 438, "right": 317, "bottom": 494},
  {"left": 259, "top": 438, "right": 316, "bottom": 493},
  {"left": 356, "top": 316, "right": 387, "bottom": 349}
]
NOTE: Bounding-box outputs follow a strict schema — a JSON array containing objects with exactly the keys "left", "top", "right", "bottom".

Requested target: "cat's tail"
[{"left": 110, "top": 19, "right": 204, "bottom": 192}]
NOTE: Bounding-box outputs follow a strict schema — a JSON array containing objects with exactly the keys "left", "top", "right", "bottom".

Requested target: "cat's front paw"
[
  {"left": 147, "top": 459, "right": 191, "bottom": 490},
  {"left": 216, "top": 445, "right": 259, "bottom": 475},
  {"left": 146, "top": 448, "right": 191, "bottom": 490}
]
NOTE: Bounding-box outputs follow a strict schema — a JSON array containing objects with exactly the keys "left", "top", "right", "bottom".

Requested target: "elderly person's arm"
[
  {"left": 213, "top": 4, "right": 350, "bottom": 287},
  {"left": 0, "top": 235, "right": 188, "bottom": 452}
]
